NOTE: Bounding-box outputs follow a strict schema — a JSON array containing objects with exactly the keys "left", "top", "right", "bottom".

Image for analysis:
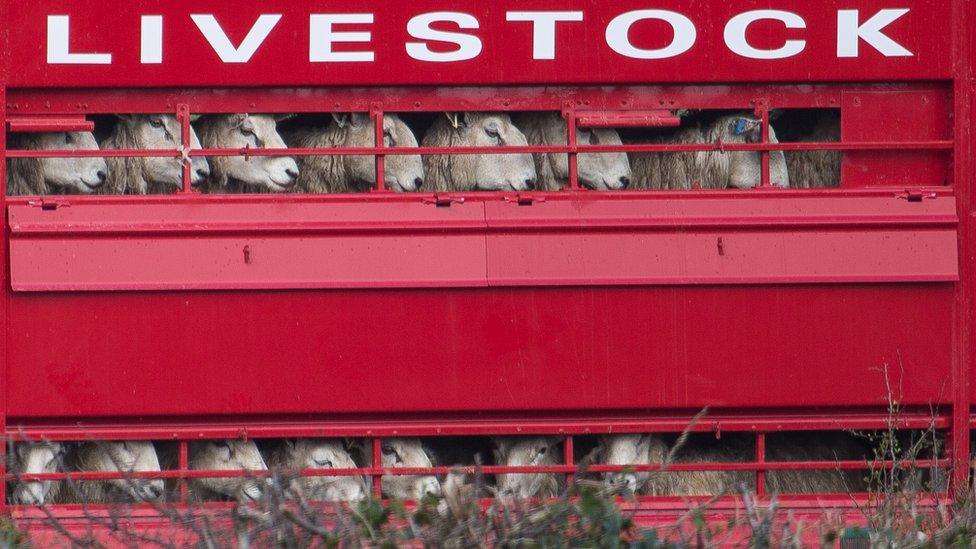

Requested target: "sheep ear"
[
  {"left": 274, "top": 113, "right": 296, "bottom": 122},
  {"left": 349, "top": 113, "right": 370, "bottom": 128},
  {"left": 115, "top": 114, "right": 136, "bottom": 123},
  {"left": 332, "top": 113, "right": 351, "bottom": 128},
  {"left": 492, "top": 438, "right": 510, "bottom": 459}
]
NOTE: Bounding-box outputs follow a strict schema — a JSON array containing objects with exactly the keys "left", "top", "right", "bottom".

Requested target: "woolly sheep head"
[
  {"left": 717, "top": 114, "right": 789, "bottom": 189},
  {"left": 189, "top": 440, "right": 267, "bottom": 501},
  {"left": 379, "top": 438, "right": 440, "bottom": 500},
  {"left": 493, "top": 436, "right": 561, "bottom": 499},
  {"left": 599, "top": 434, "right": 665, "bottom": 494},
  {"left": 21, "top": 132, "right": 107, "bottom": 193},
  {"left": 279, "top": 439, "right": 366, "bottom": 502},
  {"left": 11, "top": 442, "right": 66, "bottom": 505},
  {"left": 330, "top": 113, "right": 424, "bottom": 192},
  {"left": 424, "top": 112, "right": 537, "bottom": 191},
  {"left": 78, "top": 441, "right": 163, "bottom": 502},
  {"left": 115, "top": 114, "right": 210, "bottom": 189},
  {"left": 197, "top": 113, "right": 298, "bottom": 192}
]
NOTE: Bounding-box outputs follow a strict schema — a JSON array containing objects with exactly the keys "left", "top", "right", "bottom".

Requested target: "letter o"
[{"left": 605, "top": 10, "right": 696, "bottom": 59}]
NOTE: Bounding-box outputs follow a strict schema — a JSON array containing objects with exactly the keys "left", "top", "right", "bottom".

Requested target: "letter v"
[{"left": 191, "top": 14, "right": 281, "bottom": 63}]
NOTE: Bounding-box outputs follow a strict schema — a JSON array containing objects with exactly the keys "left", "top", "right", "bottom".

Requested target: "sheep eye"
[
  {"left": 241, "top": 128, "right": 255, "bottom": 137},
  {"left": 149, "top": 118, "right": 164, "bottom": 129},
  {"left": 313, "top": 458, "right": 333, "bottom": 467},
  {"left": 538, "top": 447, "right": 547, "bottom": 455},
  {"left": 64, "top": 133, "right": 74, "bottom": 144},
  {"left": 484, "top": 124, "right": 500, "bottom": 139},
  {"left": 381, "top": 444, "right": 394, "bottom": 455}
]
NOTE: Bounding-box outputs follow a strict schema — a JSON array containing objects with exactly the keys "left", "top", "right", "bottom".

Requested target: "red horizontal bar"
[
  {"left": 6, "top": 116, "right": 94, "bottom": 133},
  {"left": 3, "top": 141, "right": 955, "bottom": 160},
  {"left": 6, "top": 412, "right": 950, "bottom": 440},
  {"left": 577, "top": 110, "right": 681, "bottom": 128}
]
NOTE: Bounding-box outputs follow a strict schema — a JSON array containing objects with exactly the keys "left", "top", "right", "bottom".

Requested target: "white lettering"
[
  {"left": 506, "top": 11, "right": 583, "bottom": 60},
  {"left": 310, "top": 14, "right": 374, "bottom": 62},
  {"left": 141, "top": 16, "right": 163, "bottom": 64},
  {"left": 837, "top": 9, "right": 913, "bottom": 57},
  {"left": 190, "top": 14, "right": 281, "bottom": 63},
  {"left": 725, "top": 10, "right": 805, "bottom": 59},
  {"left": 406, "top": 12, "right": 482, "bottom": 62},
  {"left": 605, "top": 10, "right": 696, "bottom": 60},
  {"left": 46, "top": 15, "right": 112, "bottom": 64}
]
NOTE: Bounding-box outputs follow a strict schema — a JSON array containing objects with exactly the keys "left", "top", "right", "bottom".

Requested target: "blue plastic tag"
[{"left": 734, "top": 119, "right": 749, "bottom": 135}]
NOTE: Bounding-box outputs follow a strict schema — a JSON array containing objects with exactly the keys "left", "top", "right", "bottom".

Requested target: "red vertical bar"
[
  {"left": 176, "top": 104, "right": 192, "bottom": 194},
  {"left": 372, "top": 438, "right": 383, "bottom": 498},
  {"left": 566, "top": 109, "right": 579, "bottom": 190},
  {"left": 756, "top": 102, "right": 771, "bottom": 188},
  {"left": 0, "top": 80, "right": 8, "bottom": 513},
  {"left": 372, "top": 109, "right": 387, "bottom": 192},
  {"left": 179, "top": 440, "right": 189, "bottom": 503},
  {"left": 563, "top": 435, "right": 574, "bottom": 487},
  {"left": 950, "top": 0, "right": 973, "bottom": 495},
  {"left": 755, "top": 433, "right": 766, "bottom": 498}
]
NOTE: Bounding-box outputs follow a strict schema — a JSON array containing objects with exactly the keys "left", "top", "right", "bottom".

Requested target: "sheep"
[
  {"left": 188, "top": 440, "right": 267, "bottom": 501},
  {"left": 599, "top": 433, "right": 867, "bottom": 496},
  {"left": 513, "top": 112, "right": 631, "bottom": 190},
  {"left": 422, "top": 112, "right": 537, "bottom": 192},
  {"left": 377, "top": 438, "right": 441, "bottom": 500},
  {"left": 194, "top": 113, "right": 298, "bottom": 193},
  {"left": 493, "top": 437, "right": 563, "bottom": 499},
  {"left": 630, "top": 113, "right": 789, "bottom": 190},
  {"left": 9, "top": 441, "right": 162, "bottom": 504},
  {"left": 784, "top": 111, "right": 841, "bottom": 189},
  {"left": 599, "top": 434, "right": 751, "bottom": 497},
  {"left": 269, "top": 439, "right": 366, "bottom": 502},
  {"left": 286, "top": 113, "right": 424, "bottom": 193},
  {"left": 100, "top": 115, "right": 210, "bottom": 194},
  {"left": 9, "top": 442, "right": 67, "bottom": 505},
  {"left": 6, "top": 131, "right": 107, "bottom": 195}
]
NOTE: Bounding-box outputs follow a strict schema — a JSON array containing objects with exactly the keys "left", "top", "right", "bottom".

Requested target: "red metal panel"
[
  {"left": 4, "top": 285, "right": 953, "bottom": 417},
  {"left": 5, "top": 1, "right": 952, "bottom": 88},
  {"left": 485, "top": 195, "right": 958, "bottom": 285},
  {"left": 6, "top": 115, "right": 94, "bottom": 133},
  {"left": 842, "top": 89, "right": 951, "bottom": 187},
  {"left": 8, "top": 201, "right": 489, "bottom": 290}
]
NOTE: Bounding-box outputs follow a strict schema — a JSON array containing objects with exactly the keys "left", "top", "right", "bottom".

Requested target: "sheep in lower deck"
[
  {"left": 599, "top": 433, "right": 867, "bottom": 496},
  {"left": 189, "top": 440, "right": 268, "bottom": 501},
  {"left": 785, "top": 111, "right": 841, "bottom": 189},
  {"left": 422, "top": 112, "right": 537, "bottom": 192},
  {"left": 630, "top": 114, "right": 789, "bottom": 190},
  {"left": 493, "top": 437, "right": 563, "bottom": 499},
  {"left": 270, "top": 439, "right": 366, "bottom": 502},
  {"left": 9, "top": 441, "right": 163, "bottom": 504},
  {"left": 377, "top": 438, "right": 441, "bottom": 500},
  {"left": 100, "top": 115, "right": 210, "bottom": 194},
  {"left": 513, "top": 112, "right": 631, "bottom": 191},
  {"left": 194, "top": 113, "right": 299, "bottom": 193},
  {"left": 6, "top": 132, "right": 107, "bottom": 196},
  {"left": 600, "top": 434, "right": 751, "bottom": 497},
  {"left": 286, "top": 113, "right": 424, "bottom": 193}
]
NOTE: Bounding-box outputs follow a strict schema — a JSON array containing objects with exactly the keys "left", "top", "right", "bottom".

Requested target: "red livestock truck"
[{"left": 0, "top": 0, "right": 971, "bottom": 540}]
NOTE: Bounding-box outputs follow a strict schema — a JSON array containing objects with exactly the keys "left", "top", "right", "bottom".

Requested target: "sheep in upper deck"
[
  {"left": 6, "top": 131, "right": 107, "bottom": 196},
  {"left": 270, "top": 439, "right": 366, "bottom": 502},
  {"left": 630, "top": 113, "right": 789, "bottom": 190},
  {"left": 286, "top": 113, "right": 424, "bottom": 193},
  {"left": 422, "top": 112, "right": 537, "bottom": 192},
  {"left": 513, "top": 112, "right": 631, "bottom": 191},
  {"left": 100, "top": 114, "right": 210, "bottom": 194},
  {"left": 189, "top": 440, "right": 267, "bottom": 501},
  {"left": 195, "top": 113, "right": 298, "bottom": 193},
  {"left": 784, "top": 111, "right": 841, "bottom": 189}
]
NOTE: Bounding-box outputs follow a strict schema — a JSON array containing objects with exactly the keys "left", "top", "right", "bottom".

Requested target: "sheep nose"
[
  {"left": 619, "top": 176, "right": 630, "bottom": 189},
  {"left": 414, "top": 177, "right": 424, "bottom": 189},
  {"left": 285, "top": 168, "right": 299, "bottom": 181},
  {"left": 145, "top": 483, "right": 163, "bottom": 500},
  {"left": 524, "top": 178, "right": 536, "bottom": 191},
  {"left": 97, "top": 170, "right": 107, "bottom": 183},
  {"left": 196, "top": 168, "right": 210, "bottom": 179}
]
